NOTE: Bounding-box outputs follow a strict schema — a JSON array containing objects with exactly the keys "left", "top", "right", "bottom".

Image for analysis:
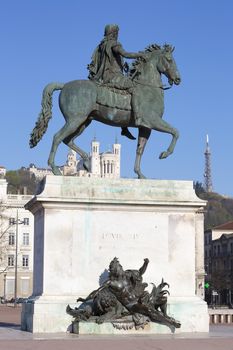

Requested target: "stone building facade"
[
  {"left": 27, "top": 164, "right": 53, "bottom": 180},
  {"left": 0, "top": 166, "right": 6, "bottom": 178},
  {"left": 204, "top": 221, "right": 233, "bottom": 305},
  {"left": 0, "top": 179, "right": 34, "bottom": 301}
]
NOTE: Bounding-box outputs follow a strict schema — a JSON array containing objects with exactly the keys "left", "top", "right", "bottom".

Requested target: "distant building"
[
  {"left": 62, "top": 149, "right": 78, "bottom": 176},
  {"left": 0, "top": 166, "right": 6, "bottom": 178},
  {"left": 0, "top": 179, "right": 34, "bottom": 301},
  {"left": 29, "top": 138, "right": 121, "bottom": 179},
  {"left": 28, "top": 163, "right": 53, "bottom": 180},
  {"left": 74, "top": 138, "right": 121, "bottom": 178},
  {"left": 204, "top": 221, "right": 233, "bottom": 305}
]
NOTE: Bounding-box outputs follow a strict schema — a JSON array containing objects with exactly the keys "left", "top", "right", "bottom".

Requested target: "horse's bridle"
[{"left": 134, "top": 79, "right": 172, "bottom": 90}]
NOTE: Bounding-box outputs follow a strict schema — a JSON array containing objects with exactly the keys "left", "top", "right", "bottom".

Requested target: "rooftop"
[
  {"left": 213, "top": 233, "right": 233, "bottom": 242},
  {"left": 213, "top": 221, "right": 233, "bottom": 230}
]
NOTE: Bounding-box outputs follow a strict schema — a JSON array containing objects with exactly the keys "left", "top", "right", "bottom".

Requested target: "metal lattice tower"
[{"left": 204, "top": 134, "right": 213, "bottom": 192}]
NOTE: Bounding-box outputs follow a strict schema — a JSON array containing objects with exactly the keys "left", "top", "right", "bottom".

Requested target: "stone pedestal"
[{"left": 21, "top": 176, "right": 209, "bottom": 333}]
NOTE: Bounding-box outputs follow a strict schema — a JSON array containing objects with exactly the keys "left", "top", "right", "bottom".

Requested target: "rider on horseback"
[{"left": 88, "top": 24, "right": 145, "bottom": 140}]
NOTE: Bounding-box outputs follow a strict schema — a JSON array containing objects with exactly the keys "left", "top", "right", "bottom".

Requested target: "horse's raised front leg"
[
  {"left": 134, "top": 127, "right": 151, "bottom": 179},
  {"left": 153, "top": 118, "right": 179, "bottom": 159}
]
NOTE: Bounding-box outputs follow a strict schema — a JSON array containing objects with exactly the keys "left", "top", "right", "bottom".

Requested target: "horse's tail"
[{"left": 29, "top": 82, "right": 64, "bottom": 148}]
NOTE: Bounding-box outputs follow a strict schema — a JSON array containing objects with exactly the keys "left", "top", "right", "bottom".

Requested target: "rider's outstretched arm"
[{"left": 113, "top": 44, "right": 145, "bottom": 59}]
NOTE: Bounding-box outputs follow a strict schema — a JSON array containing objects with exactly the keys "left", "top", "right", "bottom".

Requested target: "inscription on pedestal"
[{"left": 101, "top": 233, "right": 139, "bottom": 240}]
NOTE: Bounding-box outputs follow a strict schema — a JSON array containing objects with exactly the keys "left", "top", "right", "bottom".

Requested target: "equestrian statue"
[{"left": 29, "top": 24, "right": 181, "bottom": 178}]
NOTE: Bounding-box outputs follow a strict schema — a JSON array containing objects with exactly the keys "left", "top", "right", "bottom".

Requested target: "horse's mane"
[
  {"left": 129, "top": 43, "right": 172, "bottom": 79},
  {"left": 129, "top": 43, "right": 160, "bottom": 78}
]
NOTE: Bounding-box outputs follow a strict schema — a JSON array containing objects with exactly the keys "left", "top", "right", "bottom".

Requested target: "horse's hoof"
[
  {"left": 159, "top": 151, "right": 168, "bottom": 159},
  {"left": 175, "top": 321, "right": 181, "bottom": 328},
  {"left": 138, "top": 174, "right": 146, "bottom": 179},
  {"left": 121, "top": 128, "right": 136, "bottom": 140},
  {"left": 52, "top": 167, "right": 62, "bottom": 175}
]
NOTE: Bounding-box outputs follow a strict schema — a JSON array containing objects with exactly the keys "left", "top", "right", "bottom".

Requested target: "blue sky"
[{"left": 0, "top": 1, "right": 233, "bottom": 196}]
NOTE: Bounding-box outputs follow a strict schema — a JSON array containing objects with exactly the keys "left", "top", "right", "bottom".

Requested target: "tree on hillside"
[
  {"left": 5, "top": 169, "right": 38, "bottom": 195},
  {"left": 200, "top": 192, "right": 233, "bottom": 230},
  {"left": 193, "top": 182, "right": 233, "bottom": 230},
  {"left": 194, "top": 181, "right": 206, "bottom": 196},
  {"left": 210, "top": 268, "right": 232, "bottom": 291}
]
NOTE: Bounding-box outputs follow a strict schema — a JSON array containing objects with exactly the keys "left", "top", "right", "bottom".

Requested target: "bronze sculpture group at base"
[{"left": 66, "top": 258, "right": 181, "bottom": 332}]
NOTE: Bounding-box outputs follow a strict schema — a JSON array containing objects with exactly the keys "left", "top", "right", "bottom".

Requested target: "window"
[
  {"left": 23, "top": 232, "right": 29, "bottom": 246},
  {"left": 9, "top": 218, "right": 15, "bottom": 225},
  {"left": 23, "top": 218, "right": 29, "bottom": 225},
  {"left": 6, "top": 279, "right": 14, "bottom": 295},
  {"left": 204, "top": 235, "right": 207, "bottom": 245},
  {"left": 22, "top": 255, "right": 29, "bottom": 267},
  {"left": 223, "top": 244, "right": 227, "bottom": 254},
  {"left": 21, "top": 278, "right": 29, "bottom": 295},
  {"left": 209, "top": 248, "right": 212, "bottom": 257},
  {"left": 213, "top": 246, "right": 217, "bottom": 256},
  {"left": 8, "top": 232, "right": 15, "bottom": 245},
  {"left": 223, "top": 260, "right": 227, "bottom": 269},
  {"left": 8, "top": 255, "right": 14, "bottom": 267}
]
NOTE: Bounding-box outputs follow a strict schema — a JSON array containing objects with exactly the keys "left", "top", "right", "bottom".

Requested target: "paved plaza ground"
[{"left": 0, "top": 305, "right": 233, "bottom": 350}]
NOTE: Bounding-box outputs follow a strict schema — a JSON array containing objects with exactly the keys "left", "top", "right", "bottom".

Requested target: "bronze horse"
[{"left": 30, "top": 44, "right": 181, "bottom": 178}]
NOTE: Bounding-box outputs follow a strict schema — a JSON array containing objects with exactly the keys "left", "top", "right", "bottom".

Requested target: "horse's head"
[
  {"left": 157, "top": 45, "right": 181, "bottom": 86},
  {"left": 130, "top": 44, "right": 181, "bottom": 88}
]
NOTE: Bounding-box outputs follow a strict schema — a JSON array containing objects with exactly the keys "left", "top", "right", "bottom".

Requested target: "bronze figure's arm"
[
  {"left": 139, "top": 258, "right": 149, "bottom": 276},
  {"left": 113, "top": 44, "right": 145, "bottom": 60}
]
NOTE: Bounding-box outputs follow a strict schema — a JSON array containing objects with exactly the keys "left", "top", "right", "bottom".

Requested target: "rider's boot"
[
  {"left": 132, "top": 93, "right": 142, "bottom": 127},
  {"left": 121, "top": 127, "right": 136, "bottom": 140}
]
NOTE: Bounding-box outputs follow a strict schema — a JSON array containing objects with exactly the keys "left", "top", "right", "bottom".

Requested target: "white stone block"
[{"left": 21, "top": 176, "right": 209, "bottom": 333}]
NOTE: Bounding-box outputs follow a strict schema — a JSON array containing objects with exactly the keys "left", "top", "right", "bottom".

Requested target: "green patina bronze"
[
  {"left": 30, "top": 25, "right": 181, "bottom": 179},
  {"left": 66, "top": 257, "right": 181, "bottom": 331}
]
